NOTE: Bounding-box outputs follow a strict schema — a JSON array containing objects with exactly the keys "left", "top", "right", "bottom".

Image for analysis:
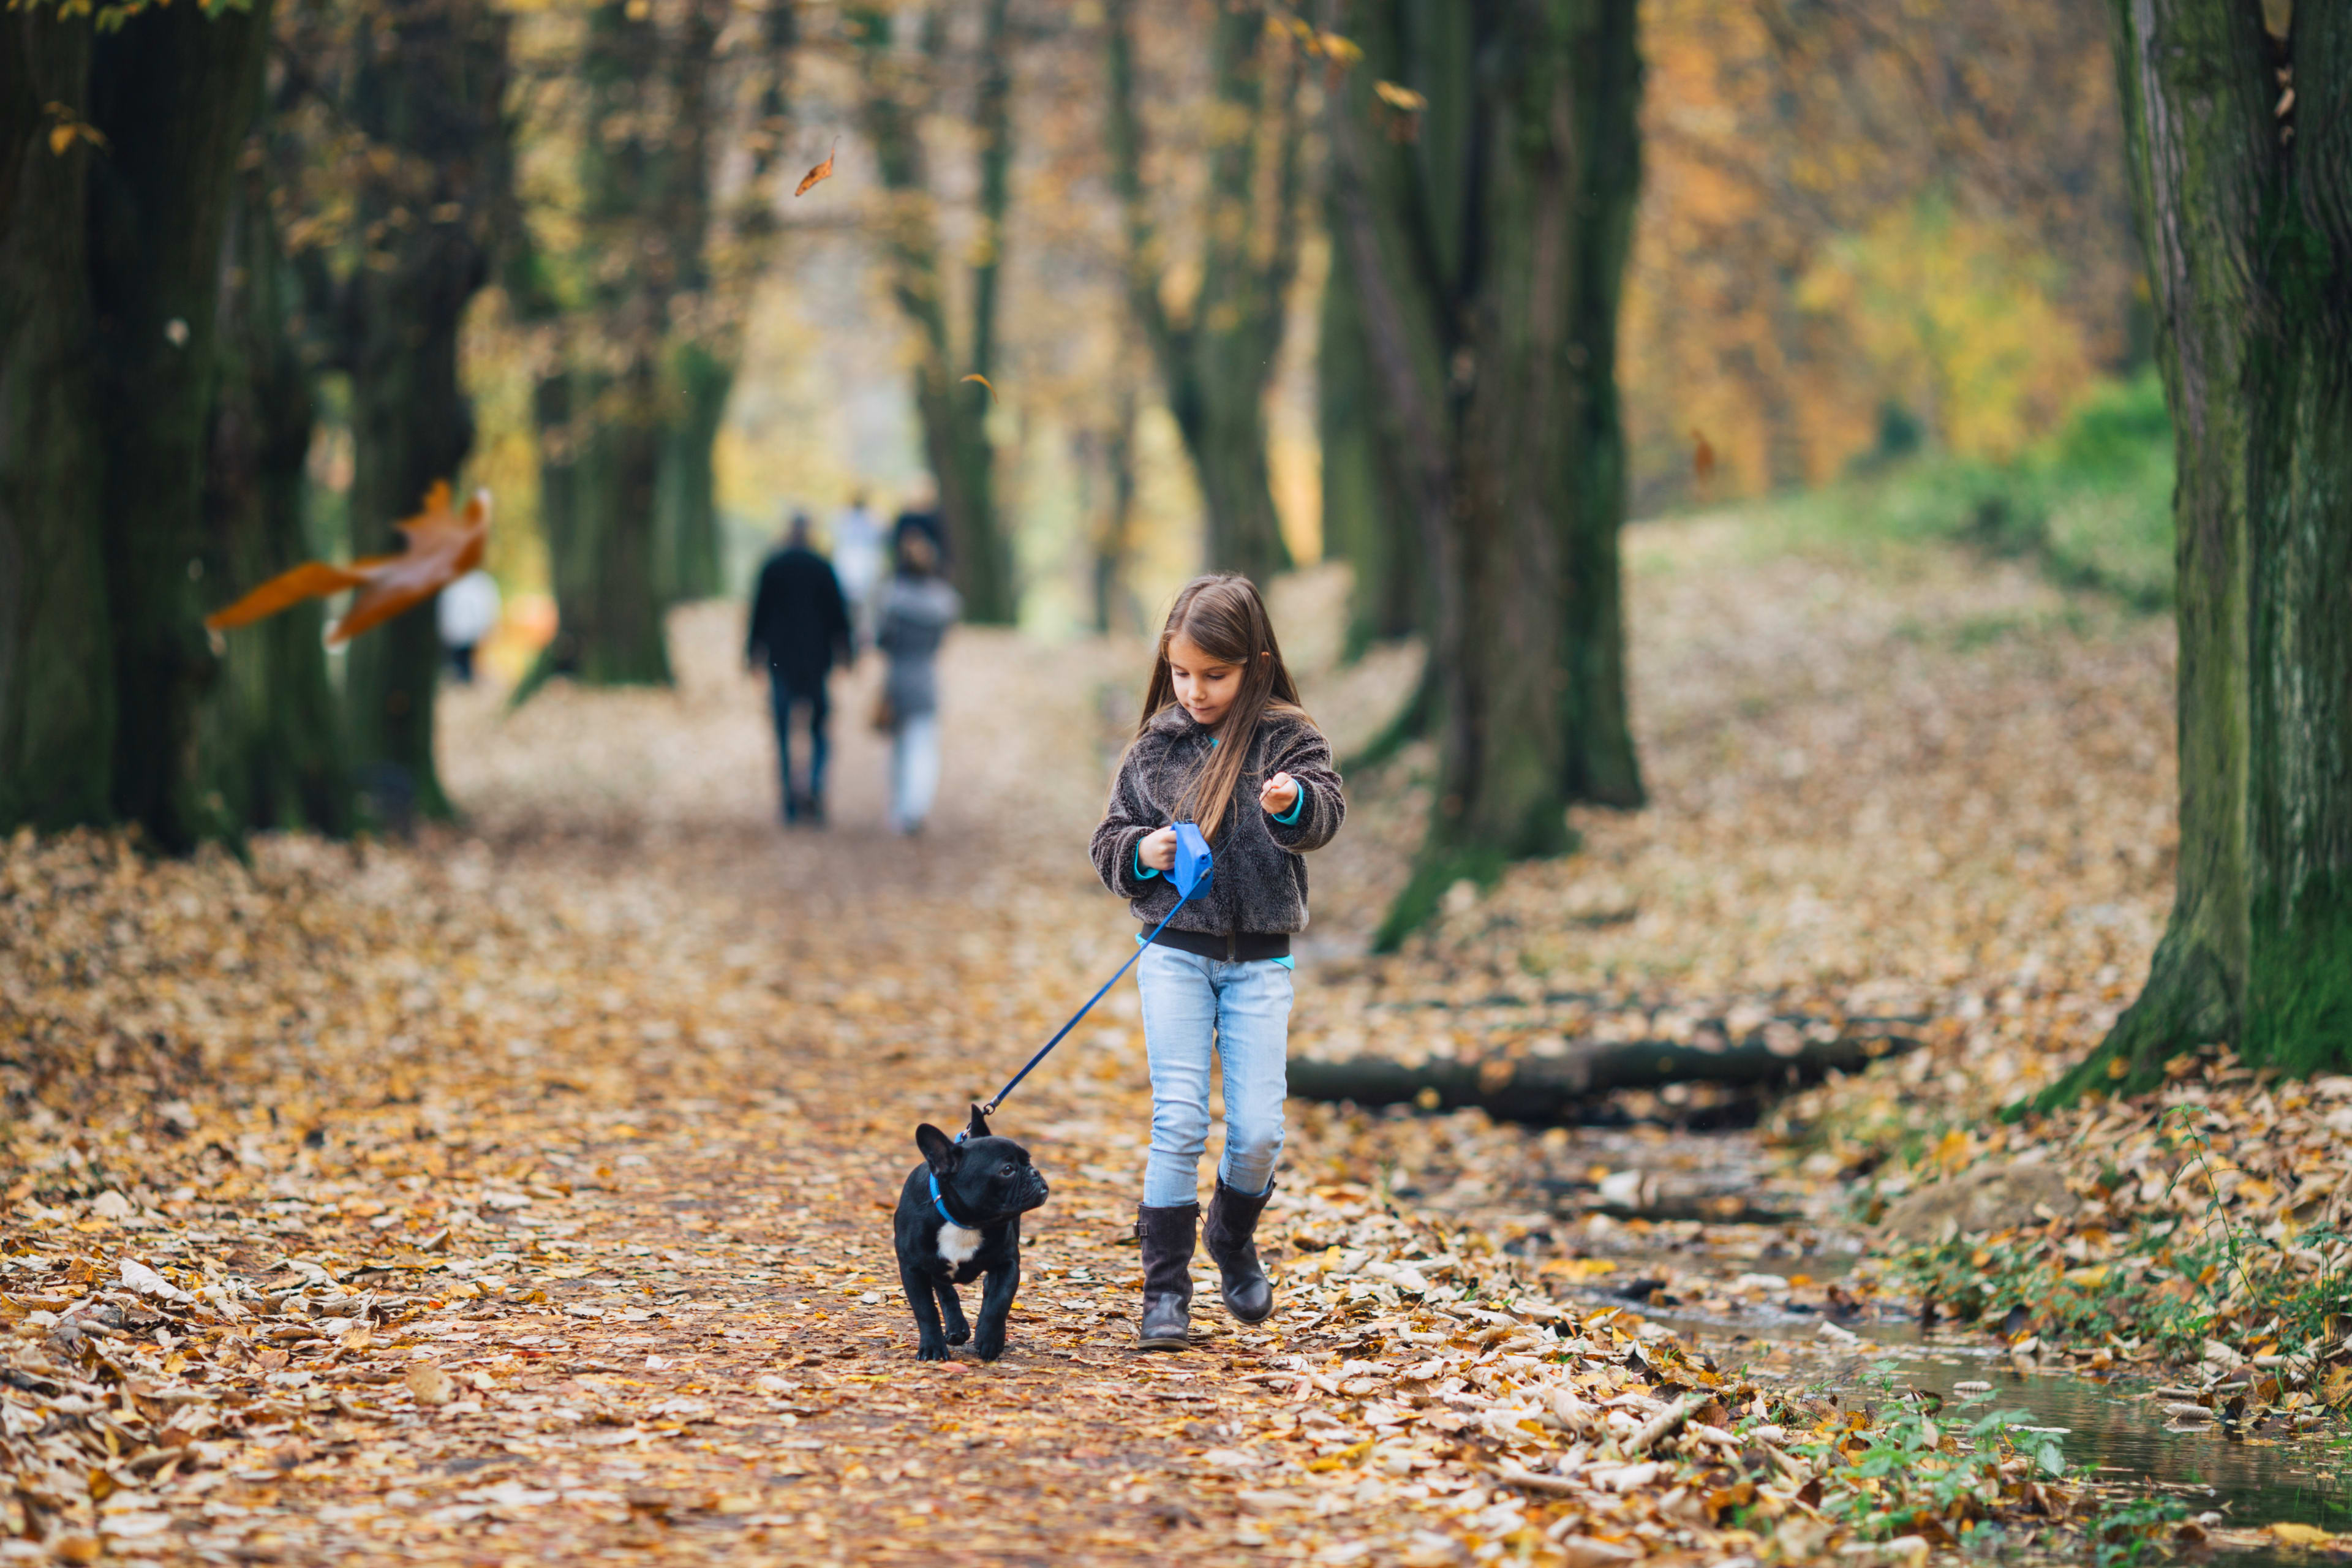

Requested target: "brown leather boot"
[
  {"left": 1202, "top": 1177, "right": 1275, "bottom": 1324},
  {"left": 1134, "top": 1202, "right": 1199, "bottom": 1350}
]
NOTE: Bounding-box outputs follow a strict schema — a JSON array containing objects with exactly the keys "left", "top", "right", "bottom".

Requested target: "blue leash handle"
[{"left": 976, "top": 824, "right": 1212, "bottom": 1118}]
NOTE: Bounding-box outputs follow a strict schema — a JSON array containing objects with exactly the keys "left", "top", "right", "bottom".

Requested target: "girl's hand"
[
  {"left": 1139, "top": 826, "right": 1178, "bottom": 872},
  {"left": 1260, "top": 772, "right": 1301, "bottom": 816}
]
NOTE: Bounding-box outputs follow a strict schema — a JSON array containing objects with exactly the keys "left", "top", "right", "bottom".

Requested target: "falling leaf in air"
[
  {"left": 1374, "top": 81, "right": 1427, "bottom": 112},
  {"left": 1692, "top": 428, "right": 1716, "bottom": 487},
  {"left": 796, "top": 141, "right": 838, "bottom": 197},
  {"left": 960, "top": 373, "right": 996, "bottom": 402},
  {"left": 205, "top": 481, "right": 491, "bottom": 646}
]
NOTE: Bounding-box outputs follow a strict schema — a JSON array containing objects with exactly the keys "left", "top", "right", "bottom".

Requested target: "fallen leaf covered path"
[
  {"left": 4, "top": 536, "right": 2217, "bottom": 1565},
  {"left": 7, "top": 620, "right": 1790, "bottom": 1567}
]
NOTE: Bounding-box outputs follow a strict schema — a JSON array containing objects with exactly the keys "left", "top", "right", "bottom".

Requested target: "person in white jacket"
[{"left": 437, "top": 568, "right": 500, "bottom": 684}]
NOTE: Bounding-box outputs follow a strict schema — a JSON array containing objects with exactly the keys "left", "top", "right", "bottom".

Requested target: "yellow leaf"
[
  {"left": 1314, "top": 30, "right": 1361, "bottom": 65},
  {"left": 50, "top": 124, "right": 77, "bottom": 156},
  {"left": 960, "top": 373, "right": 997, "bottom": 401},
  {"left": 1374, "top": 81, "right": 1427, "bottom": 113},
  {"left": 2271, "top": 1522, "right": 2333, "bottom": 1546}
]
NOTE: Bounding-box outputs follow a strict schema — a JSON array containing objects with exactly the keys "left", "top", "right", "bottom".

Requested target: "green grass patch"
[{"left": 1741, "top": 371, "right": 2176, "bottom": 609}]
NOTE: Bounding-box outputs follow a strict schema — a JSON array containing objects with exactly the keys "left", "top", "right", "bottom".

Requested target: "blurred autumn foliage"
[
  {"left": 1621, "top": 0, "right": 2140, "bottom": 510},
  {"left": 4, "top": 0, "right": 2163, "bottom": 851}
]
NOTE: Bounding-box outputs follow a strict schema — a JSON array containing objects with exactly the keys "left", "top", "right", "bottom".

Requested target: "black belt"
[{"left": 1143, "top": 925, "right": 1291, "bottom": 962}]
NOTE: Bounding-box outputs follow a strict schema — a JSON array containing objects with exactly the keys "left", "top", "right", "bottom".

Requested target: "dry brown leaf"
[{"left": 795, "top": 141, "right": 837, "bottom": 197}]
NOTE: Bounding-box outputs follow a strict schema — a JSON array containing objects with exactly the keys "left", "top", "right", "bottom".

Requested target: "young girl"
[{"left": 1090, "top": 575, "right": 1344, "bottom": 1349}]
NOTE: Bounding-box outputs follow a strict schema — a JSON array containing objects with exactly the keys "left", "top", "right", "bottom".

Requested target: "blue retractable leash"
[
  {"left": 934, "top": 825, "right": 1211, "bottom": 1223},
  {"left": 959, "top": 821, "right": 1213, "bottom": 1126}
]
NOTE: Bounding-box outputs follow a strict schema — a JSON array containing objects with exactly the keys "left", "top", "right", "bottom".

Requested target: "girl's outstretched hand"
[
  {"left": 1260, "top": 772, "right": 1300, "bottom": 815},
  {"left": 1139, "top": 826, "right": 1178, "bottom": 872}
]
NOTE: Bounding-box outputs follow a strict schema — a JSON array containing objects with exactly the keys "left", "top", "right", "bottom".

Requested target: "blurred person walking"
[
  {"left": 437, "top": 568, "right": 501, "bottom": 684},
  {"left": 831, "top": 490, "right": 886, "bottom": 641},
  {"left": 747, "top": 512, "right": 853, "bottom": 827},
  {"left": 892, "top": 477, "right": 948, "bottom": 571},
  {"left": 874, "top": 530, "right": 960, "bottom": 835}
]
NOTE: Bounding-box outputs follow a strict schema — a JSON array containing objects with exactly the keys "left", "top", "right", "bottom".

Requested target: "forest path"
[{"left": 3, "top": 529, "right": 2191, "bottom": 1566}]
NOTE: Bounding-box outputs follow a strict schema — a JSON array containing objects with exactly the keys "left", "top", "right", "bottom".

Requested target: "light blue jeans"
[
  {"left": 891, "top": 712, "right": 940, "bottom": 832},
  {"left": 1137, "top": 944, "right": 1292, "bottom": 1207}
]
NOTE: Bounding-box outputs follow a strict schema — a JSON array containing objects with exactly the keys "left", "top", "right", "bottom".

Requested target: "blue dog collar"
[{"left": 929, "top": 1171, "right": 975, "bottom": 1231}]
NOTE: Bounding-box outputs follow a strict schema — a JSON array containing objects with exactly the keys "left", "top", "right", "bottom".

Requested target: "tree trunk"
[
  {"left": 341, "top": 0, "right": 508, "bottom": 820},
  {"left": 853, "top": 1, "right": 1017, "bottom": 624},
  {"left": 648, "top": 0, "right": 729, "bottom": 608},
  {"left": 528, "top": 0, "right": 680, "bottom": 699},
  {"left": 2051, "top": 2, "right": 2352, "bottom": 1098},
  {"left": 1106, "top": 0, "right": 1301, "bottom": 583},
  {"left": 655, "top": 341, "right": 732, "bottom": 603},
  {"left": 85, "top": 0, "right": 274, "bottom": 850},
  {"left": 1326, "top": 0, "right": 1646, "bottom": 950},
  {"left": 1078, "top": 379, "right": 1141, "bottom": 636},
  {"left": 200, "top": 135, "right": 352, "bottom": 836},
  {"left": 0, "top": 10, "right": 111, "bottom": 832},
  {"left": 1318, "top": 227, "right": 1420, "bottom": 652},
  {"left": 539, "top": 366, "right": 673, "bottom": 686},
  {"left": 1289, "top": 1027, "right": 1923, "bottom": 1125}
]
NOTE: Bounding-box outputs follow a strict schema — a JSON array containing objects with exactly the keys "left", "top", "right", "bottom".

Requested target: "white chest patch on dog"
[{"left": 937, "top": 1224, "right": 982, "bottom": 1266}]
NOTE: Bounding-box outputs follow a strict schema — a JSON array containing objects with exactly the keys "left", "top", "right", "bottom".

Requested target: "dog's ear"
[
  {"left": 965, "top": 1103, "right": 991, "bottom": 1141},
  {"left": 915, "top": 1123, "right": 959, "bottom": 1176}
]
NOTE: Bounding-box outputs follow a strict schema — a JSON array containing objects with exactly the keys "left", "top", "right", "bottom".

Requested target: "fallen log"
[{"left": 1286, "top": 1023, "right": 1921, "bottom": 1124}]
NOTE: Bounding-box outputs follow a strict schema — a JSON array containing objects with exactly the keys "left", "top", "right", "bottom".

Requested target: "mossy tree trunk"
[
  {"left": 530, "top": 0, "right": 725, "bottom": 685},
  {"left": 541, "top": 363, "right": 673, "bottom": 685},
  {"left": 2046, "top": 1, "right": 2352, "bottom": 1101},
  {"left": 0, "top": 9, "right": 111, "bottom": 833},
  {"left": 655, "top": 341, "right": 733, "bottom": 603},
  {"left": 853, "top": 0, "right": 1019, "bottom": 624},
  {"left": 1106, "top": 0, "right": 1302, "bottom": 584},
  {"left": 84, "top": 0, "right": 274, "bottom": 850},
  {"left": 647, "top": 0, "right": 729, "bottom": 606},
  {"left": 341, "top": 0, "right": 508, "bottom": 817},
  {"left": 200, "top": 127, "right": 352, "bottom": 835},
  {"left": 1326, "top": 0, "right": 1646, "bottom": 949}
]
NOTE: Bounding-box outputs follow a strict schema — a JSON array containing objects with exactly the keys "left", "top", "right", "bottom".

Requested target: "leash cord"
[{"left": 976, "top": 880, "right": 1199, "bottom": 1117}]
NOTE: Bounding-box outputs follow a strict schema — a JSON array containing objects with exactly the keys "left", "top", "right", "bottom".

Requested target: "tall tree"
[
  {"left": 337, "top": 0, "right": 511, "bottom": 812},
  {"left": 652, "top": 0, "right": 796, "bottom": 605},
  {"left": 1325, "top": 0, "right": 1646, "bottom": 948},
  {"left": 1319, "top": 225, "right": 1419, "bottom": 654},
  {"left": 1106, "top": 0, "right": 1304, "bottom": 583},
  {"left": 0, "top": 10, "right": 110, "bottom": 832},
  {"left": 2043, "top": 0, "right": 2352, "bottom": 1100},
  {"left": 200, "top": 111, "right": 353, "bottom": 835},
  {"left": 86, "top": 0, "right": 275, "bottom": 850},
  {"left": 851, "top": 0, "right": 1020, "bottom": 624}
]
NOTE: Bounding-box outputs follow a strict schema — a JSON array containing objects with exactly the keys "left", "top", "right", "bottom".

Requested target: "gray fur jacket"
[{"left": 1090, "top": 704, "right": 1345, "bottom": 937}]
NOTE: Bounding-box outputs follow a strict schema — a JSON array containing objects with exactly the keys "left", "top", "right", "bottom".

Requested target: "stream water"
[
  {"left": 1494, "top": 1120, "right": 2350, "bottom": 1565},
  {"left": 1568, "top": 1272, "right": 2352, "bottom": 1564}
]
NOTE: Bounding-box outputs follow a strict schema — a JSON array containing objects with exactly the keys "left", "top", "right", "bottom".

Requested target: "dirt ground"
[{"left": 0, "top": 518, "right": 2190, "bottom": 1566}]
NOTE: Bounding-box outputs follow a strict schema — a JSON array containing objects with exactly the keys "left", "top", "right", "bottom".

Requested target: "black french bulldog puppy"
[{"left": 893, "top": 1106, "right": 1050, "bottom": 1362}]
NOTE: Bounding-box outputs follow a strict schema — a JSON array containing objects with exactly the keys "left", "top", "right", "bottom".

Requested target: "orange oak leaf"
[
  {"left": 206, "top": 481, "right": 491, "bottom": 646},
  {"left": 795, "top": 141, "right": 837, "bottom": 197}
]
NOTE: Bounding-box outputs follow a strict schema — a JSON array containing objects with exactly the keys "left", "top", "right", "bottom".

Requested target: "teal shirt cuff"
[
  {"left": 1133, "top": 842, "right": 1160, "bottom": 881},
  {"left": 1270, "top": 788, "right": 1305, "bottom": 824}
]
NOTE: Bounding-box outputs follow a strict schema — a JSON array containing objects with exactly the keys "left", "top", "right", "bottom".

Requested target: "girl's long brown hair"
[{"left": 1136, "top": 574, "right": 1306, "bottom": 839}]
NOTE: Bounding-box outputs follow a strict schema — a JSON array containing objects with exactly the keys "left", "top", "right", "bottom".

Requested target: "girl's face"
[{"left": 1166, "top": 633, "right": 1244, "bottom": 729}]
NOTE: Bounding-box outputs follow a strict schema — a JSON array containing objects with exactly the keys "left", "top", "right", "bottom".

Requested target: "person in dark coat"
[{"left": 746, "top": 513, "right": 853, "bottom": 826}]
